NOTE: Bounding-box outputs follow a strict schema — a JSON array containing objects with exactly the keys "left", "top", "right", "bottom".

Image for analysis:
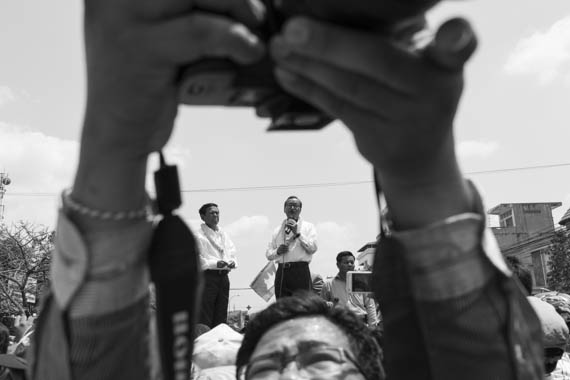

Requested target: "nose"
[{"left": 278, "top": 362, "right": 304, "bottom": 380}]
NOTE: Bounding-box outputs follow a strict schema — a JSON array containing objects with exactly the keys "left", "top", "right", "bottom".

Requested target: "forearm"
[
  {"left": 266, "top": 241, "right": 279, "bottom": 260},
  {"left": 31, "top": 294, "right": 151, "bottom": 380},
  {"left": 375, "top": 201, "right": 543, "bottom": 380},
  {"left": 72, "top": 119, "right": 149, "bottom": 219},
  {"left": 298, "top": 231, "right": 317, "bottom": 254},
  {"left": 33, "top": 112, "right": 155, "bottom": 378},
  {"left": 376, "top": 139, "right": 473, "bottom": 231},
  {"left": 366, "top": 300, "right": 379, "bottom": 326}
]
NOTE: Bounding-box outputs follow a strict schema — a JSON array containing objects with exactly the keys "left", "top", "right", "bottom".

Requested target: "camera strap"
[{"left": 149, "top": 152, "right": 203, "bottom": 380}]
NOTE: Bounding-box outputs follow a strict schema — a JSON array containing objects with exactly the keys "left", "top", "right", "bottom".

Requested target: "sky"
[{"left": 1, "top": 1, "right": 570, "bottom": 312}]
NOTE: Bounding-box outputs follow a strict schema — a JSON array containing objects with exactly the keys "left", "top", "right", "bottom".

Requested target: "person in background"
[
  {"left": 505, "top": 255, "right": 533, "bottom": 295},
  {"left": 320, "top": 251, "right": 378, "bottom": 327},
  {"left": 311, "top": 272, "right": 324, "bottom": 295},
  {"left": 266, "top": 196, "right": 317, "bottom": 298},
  {"left": 0, "top": 322, "right": 26, "bottom": 380},
  {"left": 537, "top": 293, "right": 570, "bottom": 379},
  {"left": 505, "top": 255, "right": 569, "bottom": 378},
  {"left": 0, "top": 323, "right": 9, "bottom": 355},
  {"left": 197, "top": 203, "right": 238, "bottom": 328},
  {"left": 527, "top": 297, "right": 569, "bottom": 378}
]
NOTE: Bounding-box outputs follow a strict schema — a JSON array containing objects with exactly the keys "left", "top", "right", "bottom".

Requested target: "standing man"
[
  {"left": 320, "top": 251, "right": 379, "bottom": 326},
  {"left": 266, "top": 196, "right": 317, "bottom": 299},
  {"left": 197, "top": 203, "right": 237, "bottom": 328}
]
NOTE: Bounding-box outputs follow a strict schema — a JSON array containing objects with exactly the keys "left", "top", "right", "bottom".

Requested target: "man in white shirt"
[
  {"left": 266, "top": 196, "right": 317, "bottom": 298},
  {"left": 320, "top": 251, "right": 379, "bottom": 326},
  {"left": 197, "top": 203, "right": 237, "bottom": 328}
]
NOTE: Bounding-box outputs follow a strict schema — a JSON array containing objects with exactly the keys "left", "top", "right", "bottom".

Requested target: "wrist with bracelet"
[
  {"left": 54, "top": 187, "right": 154, "bottom": 316},
  {"left": 61, "top": 188, "right": 152, "bottom": 221}
]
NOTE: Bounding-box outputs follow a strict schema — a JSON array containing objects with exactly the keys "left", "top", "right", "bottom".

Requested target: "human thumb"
[{"left": 425, "top": 18, "right": 477, "bottom": 71}]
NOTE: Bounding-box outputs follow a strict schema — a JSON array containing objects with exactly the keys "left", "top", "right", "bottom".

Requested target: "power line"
[
  {"left": 466, "top": 162, "right": 570, "bottom": 175},
  {"left": 4, "top": 162, "right": 570, "bottom": 197}
]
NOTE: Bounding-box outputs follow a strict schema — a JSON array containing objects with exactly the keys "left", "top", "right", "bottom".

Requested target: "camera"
[
  {"left": 346, "top": 271, "right": 373, "bottom": 294},
  {"left": 178, "top": 0, "right": 438, "bottom": 131}
]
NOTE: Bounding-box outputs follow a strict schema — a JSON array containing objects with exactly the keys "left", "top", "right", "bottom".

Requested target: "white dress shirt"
[
  {"left": 266, "top": 218, "right": 317, "bottom": 263},
  {"left": 320, "top": 274, "right": 379, "bottom": 325},
  {"left": 197, "top": 223, "right": 237, "bottom": 271}
]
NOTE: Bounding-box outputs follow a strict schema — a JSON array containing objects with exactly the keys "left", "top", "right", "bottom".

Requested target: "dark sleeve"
[
  {"left": 373, "top": 216, "right": 543, "bottom": 380},
  {"left": 28, "top": 293, "right": 151, "bottom": 380}
]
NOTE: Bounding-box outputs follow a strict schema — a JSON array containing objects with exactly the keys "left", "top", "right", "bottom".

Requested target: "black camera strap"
[{"left": 149, "top": 152, "right": 203, "bottom": 380}]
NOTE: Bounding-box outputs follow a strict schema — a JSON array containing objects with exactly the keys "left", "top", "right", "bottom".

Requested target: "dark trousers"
[
  {"left": 199, "top": 270, "right": 230, "bottom": 328},
  {"left": 274, "top": 262, "right": 311, "bottom": 299}
]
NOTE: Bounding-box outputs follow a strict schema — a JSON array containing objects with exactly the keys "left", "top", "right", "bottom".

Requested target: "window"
[
  {"left": 500, "top": 210, "right": 515, "bottom": 227},
  {"left": 522, "top": 204, "right": 541, "bottom": 214}
]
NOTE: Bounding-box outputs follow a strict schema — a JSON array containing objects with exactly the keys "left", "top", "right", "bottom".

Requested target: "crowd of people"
[
  {"left": 4, "top": 0, "right": 568, "bottom": 379},
  {"left": 0, "top": 315, "right": 33, "bottom": 379}
]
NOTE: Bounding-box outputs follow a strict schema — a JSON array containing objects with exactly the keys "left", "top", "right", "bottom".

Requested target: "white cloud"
[
  {"left": 225, "top": 215, "right": 270, "bottom": 238},
  {"left": 0, "top": 86, "right": 16, "bottom": 106},
  {"left": 457, "top": 140, "right": 499, "bottom": 159},
  {"left": 0, "top": 123, "right": 78, "bottom": 227},
  {"left": 0, "top": 123, "right": 78, "bottom": 192},
  {"left": 504, "top": 16, "right": 570, "bottom": 85},
  {"left": 311, "top": 221, "right": 359, "bottom": 277}
]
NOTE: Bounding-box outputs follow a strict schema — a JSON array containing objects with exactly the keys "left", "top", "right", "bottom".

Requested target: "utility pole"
[{"left": 0, "top": 172, "right": 11, "bottom": 222}]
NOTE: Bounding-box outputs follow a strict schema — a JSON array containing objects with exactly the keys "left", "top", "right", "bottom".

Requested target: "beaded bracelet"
[{"left": 61, "top": 188, "right": 150, "bottom": 221}]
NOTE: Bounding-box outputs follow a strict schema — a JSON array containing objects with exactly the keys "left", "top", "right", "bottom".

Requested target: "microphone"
[{"left": 285, "top": 218, "right": 296, "bottom": 234}]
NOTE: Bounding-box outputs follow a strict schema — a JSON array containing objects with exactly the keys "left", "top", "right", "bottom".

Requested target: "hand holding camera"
[
  {"left": 81, "top": 0, "right": 266, "bottom": 163},
  {"left": 179, "top": 0, "right": 440, "bottom": 131},
  {"left": 269, "top": 16, "right": 478, "bottom": 230}
]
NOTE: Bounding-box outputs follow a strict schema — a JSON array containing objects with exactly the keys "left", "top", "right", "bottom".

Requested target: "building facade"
[{"left": 488, "top": 202, "right": 563, "bottom": 290}]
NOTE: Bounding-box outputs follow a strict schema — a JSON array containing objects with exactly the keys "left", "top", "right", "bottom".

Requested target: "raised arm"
[
  {"left": 269, "top": 16, "right": 543, "bottom": 380},
  {"left": 31, "top": 1, "right": 265, "bottom": 379}
]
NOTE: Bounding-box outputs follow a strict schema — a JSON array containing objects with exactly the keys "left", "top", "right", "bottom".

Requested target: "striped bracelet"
[{"left": 61, "top": 188, "right": 150, "bottom": 221}]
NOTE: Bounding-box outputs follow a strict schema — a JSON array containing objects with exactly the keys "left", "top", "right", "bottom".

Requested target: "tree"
[
  {"left": 546, "top": 229, "right": 570, "bottom": 293},
  {"left": 0, "top": 221, "right": 54, "bottom": 315}
]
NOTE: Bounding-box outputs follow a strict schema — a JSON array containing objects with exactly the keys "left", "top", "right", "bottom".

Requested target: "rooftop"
[
  {"left": 488, "top": 202, "right": 562, "bottom": 215},
  {"left": 560, "top": 207, "right": 570, "bottom": 226}
]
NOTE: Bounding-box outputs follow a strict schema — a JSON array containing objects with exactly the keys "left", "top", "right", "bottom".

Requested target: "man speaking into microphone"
[{"left": 266, "top": 196, "right": 318, "bottom": 299}]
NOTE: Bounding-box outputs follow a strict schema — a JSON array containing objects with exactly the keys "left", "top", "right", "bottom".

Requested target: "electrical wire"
[{"left": 4, "top": 162, "right": 570, "bottom": 197}]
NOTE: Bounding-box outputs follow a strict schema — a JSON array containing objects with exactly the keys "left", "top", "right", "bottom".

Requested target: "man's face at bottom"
[{"left": 244, "top": 316, "right": 365, "bottom": 379}]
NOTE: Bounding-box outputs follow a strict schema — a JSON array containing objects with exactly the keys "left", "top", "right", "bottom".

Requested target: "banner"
[{"left": 250, "top": 261, "right": 276, "bottom": 302}]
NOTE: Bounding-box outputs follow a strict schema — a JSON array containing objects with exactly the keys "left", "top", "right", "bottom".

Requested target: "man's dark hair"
[
  {"left": 283, "top": 196, "right": 302, "bottom": 208},
  {"left": 336, "top": 251, "right": 355, "bottom": 264},
  {"left": 505, "top": 255, "right": 533, "bottom": 295},
  {"left": 0, "top": 322, "right": 9, "bottom": 354},
  {"left": 198, "top": 203, "right": 218, "bottom": 216},
  {"left": 236, "top": 292, "right": 384, "bottom": 380}
]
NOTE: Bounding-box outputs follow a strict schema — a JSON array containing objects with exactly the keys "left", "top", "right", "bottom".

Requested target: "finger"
[
  {"left": 272, "top": 38, "right": 409, "bottom": 116},
  {"left": 274, "top": 68, "right": 385, "bottom": 136},
  {"left": 274, "top": 17, "right": 417, "bottom": 94},
  {"left": 194, "top": 0, "right": 265, "bottom": 27},
  {"left": 116, "top": 0, "right": 265, "bottom": 26},
  {"left": 137, "top": 13, "right": 265, "bottom": 65},
  {"left": 424, "top": 18, "right": 477, "bottom": 72}
]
